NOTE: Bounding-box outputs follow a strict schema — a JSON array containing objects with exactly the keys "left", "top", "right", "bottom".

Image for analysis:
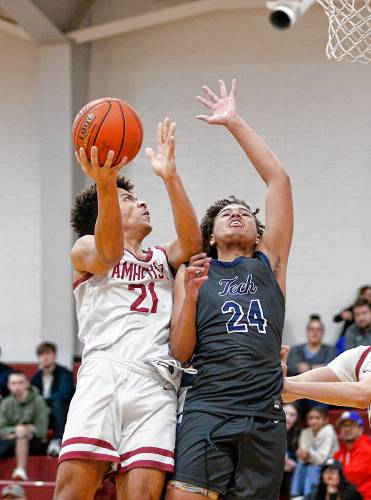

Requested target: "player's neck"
[
  {"left": 216, "top": 244, "right": 254, "bottom": 262},
  {"left": 125, "top": 235, "right": 146, "bottom": 260},
  {"left": 307, "top": 341, "right": 321, "bottom": 352}
]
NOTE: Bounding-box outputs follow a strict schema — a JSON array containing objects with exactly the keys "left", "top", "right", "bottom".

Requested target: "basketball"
[{"left": 72, "top": 97, "right": 143, "bottom": 166}]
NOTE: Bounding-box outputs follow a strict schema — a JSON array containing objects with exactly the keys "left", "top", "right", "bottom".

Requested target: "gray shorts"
[{"left": 172, "top": 411, "right": 286, "bottom": 500}]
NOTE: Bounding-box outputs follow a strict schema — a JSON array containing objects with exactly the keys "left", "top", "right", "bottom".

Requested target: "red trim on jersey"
[
  {"left": 355, "top": 346, "right": 371, "bottom": 380},
  {"left": 58, "top": 451, "right": 120, "bottom": 465},
  {"left": 61, "top": 437, "right": 115, "bottom": 450},
  {"left": 72, "top": 273, "right": 93, "bottom": 290},
  {"left": 124, "top": 248, "right": 153, "bottom": 262},
  {"left": 118, "top": 460, "right": 174, "bottom": 474},
  {"left": 155, "top": 245, "right": 168, "bottom": 257},
  {"left": 120, "top": 446, "right": 174, "bottom": 460}
]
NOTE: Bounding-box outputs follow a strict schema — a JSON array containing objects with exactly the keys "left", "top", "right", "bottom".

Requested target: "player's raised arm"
[
  {"left": 71, "top": 146, "right": 128, "bottom": 276},
  {"left": 170, "top": 254, "right": 210, "bottom": 363},
  {"left": 145, "top": 118, "right": 202, "bottom": 270},
  {"left": 196, "top": 79, "right": 293, "bottom": 294}
]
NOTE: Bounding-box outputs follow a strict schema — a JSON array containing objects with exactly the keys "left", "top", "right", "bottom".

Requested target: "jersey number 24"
[{"left": 221, "top": 299, "right": 267, "bottom": 334}]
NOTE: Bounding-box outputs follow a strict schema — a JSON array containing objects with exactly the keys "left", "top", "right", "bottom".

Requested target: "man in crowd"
[
  {"left": 31, "top": 342, "right": 75, "bottom": 456},
  {"left": 286, "top": 315, "right": 336, "bottom": 416},
  {"left": 333, "top": 411, "right": 371, "bottom": 500},
  {"left": 0, "top": 371, "right": 49, "bottom": 480},
  {"left": 344, "top": 299, "right": 371, "bottom": 350}
]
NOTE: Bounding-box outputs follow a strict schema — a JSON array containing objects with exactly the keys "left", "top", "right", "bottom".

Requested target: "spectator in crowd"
[
  {"left": 334, "top": 286, "right": 371, "bottom": 354},
  {"left": 280, "top": 403, "right": 302, "bottom": 498},
  {"left": 290, "top": 406, "right": 339, "bottom": 498},
  {"left": 0, "top": 371, "right": 48, "bottom": 480},
  {"left": 31, "top": 342, "right": 74, "bottom": 456},
  {"left": 287, "top": 315, "right": 337, "bottom": 377},
  {"left": 287, "top": 315, "right": 337, "bottom": 417},
  {"left": 334, "top": 410, "right": 371, "bottom": 500},
  {"left": 304, "top": 458, "right": 363, "bottom": 500},
  {"left": 0, "top": 348, "right": 12, "bottom": 401},
  {"left": 344, "top": 300, "right": 371, "bottom": 351},
  {"left": 1, "top": 483, "right": 27, "bottom": 499}
]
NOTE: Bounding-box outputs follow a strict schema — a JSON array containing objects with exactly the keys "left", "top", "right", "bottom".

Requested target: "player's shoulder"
[{"left": 71, "top": 235, "right": 95, "bottom": 257}]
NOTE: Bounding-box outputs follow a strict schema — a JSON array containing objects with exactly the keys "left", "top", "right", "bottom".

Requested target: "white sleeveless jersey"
[
  {"left": 328, "top": 345, "right": 371, "bottom": 424},
  {"left": 73, "top": 247, "right": 174, "bottom": 363}
]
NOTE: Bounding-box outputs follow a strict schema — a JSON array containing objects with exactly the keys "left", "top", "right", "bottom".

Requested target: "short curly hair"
[
  {"left": 200, "top": 196, "right": 264, "bottom": 258},
  {"left": 71, "top": 175, "right": 134, "bottom": 237}
]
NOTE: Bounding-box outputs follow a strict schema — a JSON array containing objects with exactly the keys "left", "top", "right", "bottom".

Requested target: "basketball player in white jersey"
[
  {"left": 53, "top": 118, "right": 202, "bottom": 500},
  {"left": 283, "top": 346, "right": 371, "bottom": 424}
]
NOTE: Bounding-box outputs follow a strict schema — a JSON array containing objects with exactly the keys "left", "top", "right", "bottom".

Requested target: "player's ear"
[
  {"left": 209, "top": 234, "right": 215, "bottom": 246},
  {"left": 255, "top": 233, "right": 260, "bottom": 245}
]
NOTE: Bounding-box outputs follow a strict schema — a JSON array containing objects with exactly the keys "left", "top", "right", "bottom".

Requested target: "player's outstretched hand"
[
  {"left": 145, "top": 117, "right": 176, "bottom": 180},
  {"left": 184, "top": 253, "right": 211, "bottom": 302},
  {"left": 76, "top": 146, "right": 128, "bottom": 185},
  {"left": 196, "top": 78, "right": 238, "bottom": 126}
]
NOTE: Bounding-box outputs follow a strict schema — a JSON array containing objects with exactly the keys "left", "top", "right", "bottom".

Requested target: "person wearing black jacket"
[
  {"left": 305, "top": 458, "right": 363, "bottom": 500},
  {"left": 31, "top": 342, "right": 75, "bottom": 456},
  {"left": 0, "top": 349, "right": 12, "bottom": 401}
]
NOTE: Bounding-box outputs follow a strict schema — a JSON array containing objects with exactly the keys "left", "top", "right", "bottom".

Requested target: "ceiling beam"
[
  {"left": 0, "top": 0, "right": 66, "bottom": 44},
  {"left": 67, "top": 0, "right": 265, "bottom": 44},
  {"left": 0, "top": 16, "right": 31, "bottom": 40}
]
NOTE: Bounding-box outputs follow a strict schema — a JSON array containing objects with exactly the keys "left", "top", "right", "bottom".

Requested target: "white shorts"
[{"left": 59, "top": 354, "right": 177, "bottom": 474}]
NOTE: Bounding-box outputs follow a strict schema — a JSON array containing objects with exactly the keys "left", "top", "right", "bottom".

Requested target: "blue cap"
[{"left": 338, "top": 410, "right": 364, "bottom": 427}]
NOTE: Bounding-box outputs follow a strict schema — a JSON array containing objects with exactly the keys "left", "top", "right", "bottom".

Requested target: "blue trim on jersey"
[
  {"left": 253, "top": 251, "right": 272, "bottom": 270},
  {"left": 211, "top": 251, "right": 271, "bottom": 269},
  {"left": 211, "top": 256, "right": 245, "bottom": 267}
]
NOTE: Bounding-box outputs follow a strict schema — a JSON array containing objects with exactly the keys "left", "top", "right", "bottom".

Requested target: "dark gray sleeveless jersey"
[{"left": 183, "top": 251, "right": 286, "bottom": 420}]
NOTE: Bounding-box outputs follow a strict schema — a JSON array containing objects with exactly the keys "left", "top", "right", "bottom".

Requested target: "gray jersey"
[{"left": 183, "top": 251, "right": 285, "bottom": 420}]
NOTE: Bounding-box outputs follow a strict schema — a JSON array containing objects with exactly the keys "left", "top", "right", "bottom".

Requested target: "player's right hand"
[
  {"left": 76, "top": 146, "right": 128, "bottom": 184},
  {"left": 184, "top": 253, "right": 211, "bottom": 301}
]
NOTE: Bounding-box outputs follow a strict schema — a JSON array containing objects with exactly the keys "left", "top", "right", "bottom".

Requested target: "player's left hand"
[
  {"left": 184, "top": 253, "right": 211, "bottom": 302},
  {"left": 145, "top": 117, "right": 177, "bottom": 180},
  {"left": 196, "top": 78, "right": 238, "bottom": 126}
]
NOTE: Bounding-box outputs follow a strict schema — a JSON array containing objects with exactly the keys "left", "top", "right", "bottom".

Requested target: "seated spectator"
[
  {"left": 334, "top": 410, "right": 371, "bottom": 500},
  {"left": 290, "top": 406, "right": 339, "bottom": 498},
  {"left": 333, "top": 285, "right": 371, "bottom": 353},
  {"left": 287, "top": 315, "right": 337, "bottom": 417},
  {"left": 0, "top": 371, "right": 48, "bottom": 481},
  {"left": 304, "top": 458, "right": 363, "bottom": 500},
  {"left": 0, "top": 348, "right": 11, "bottom": 401},
  {"left": 344, "top": 300, "right": 371, "bottom": 350},
  {"left": 1, "top": 483, "right": 27, "bottom": 499},
  {"left": 31, "top": 342, "right": 74, "bottom": 456},
  {"left": 280, "top": 403, "right": 302, "bottom": 498}
]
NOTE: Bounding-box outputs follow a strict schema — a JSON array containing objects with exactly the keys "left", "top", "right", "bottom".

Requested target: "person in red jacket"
[{"left": 333, "top": 410, "right": 371, "bottom": 500}]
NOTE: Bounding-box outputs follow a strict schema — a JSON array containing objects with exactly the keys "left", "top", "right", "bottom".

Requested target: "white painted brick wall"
[
  {"left": 0, "top": 4, "right": 369, "bottom": 364},
  {"left": 89, "top": 6, "right": 371, "bottom": 345},
  {"left": 0, "top": 33, "right": 42, "bottom": 362}
]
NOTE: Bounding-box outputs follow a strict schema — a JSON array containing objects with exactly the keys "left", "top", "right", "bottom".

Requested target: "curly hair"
[
  {"left": 200, "top": 196, "right": 264, "bottom": 258},
  {"left": 71, "top": 175, "right": 134, "bottom": 237}
]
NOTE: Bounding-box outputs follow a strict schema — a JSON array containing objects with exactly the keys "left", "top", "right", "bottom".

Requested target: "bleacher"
[
  {"left": 1, "top": 362, "right": 117, "bottom": 499},
  {"left": 2, "top": 364, "right": 370, "bottom": 499}
]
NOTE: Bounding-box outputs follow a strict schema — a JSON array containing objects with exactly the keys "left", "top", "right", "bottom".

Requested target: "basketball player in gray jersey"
[{"left": 167, "top": 79, "right": 293, "bottom": 500}]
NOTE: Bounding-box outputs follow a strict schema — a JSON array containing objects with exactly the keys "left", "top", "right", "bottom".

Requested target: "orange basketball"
[{"left": 72, "top": 97, "right": 143, "bottom": 166}]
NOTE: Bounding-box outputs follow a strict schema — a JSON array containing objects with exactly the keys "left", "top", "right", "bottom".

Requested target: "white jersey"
[
  {"left": 328, "top": 345, "right": 371, "bottom": 423},
  {"left": 73, "top": 246, "right": 174, "bottom": 364}
]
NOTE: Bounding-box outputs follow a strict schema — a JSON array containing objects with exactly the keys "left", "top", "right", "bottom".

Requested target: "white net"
[{"left": 316, "top": 0, "right": 371, "bottom": 63}]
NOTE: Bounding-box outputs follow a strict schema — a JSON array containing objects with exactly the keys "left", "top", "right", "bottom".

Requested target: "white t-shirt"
[
  {"left": 328, "top": 345, "right": 371, "bottom": 423},
  {"left": 73, "top": 246, "right": 174, "bottom": 364}
]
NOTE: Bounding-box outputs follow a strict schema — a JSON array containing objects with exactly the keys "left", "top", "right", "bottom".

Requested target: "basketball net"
[{"left": 316, "top": 0, "right": 371, "bottom": 63}]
